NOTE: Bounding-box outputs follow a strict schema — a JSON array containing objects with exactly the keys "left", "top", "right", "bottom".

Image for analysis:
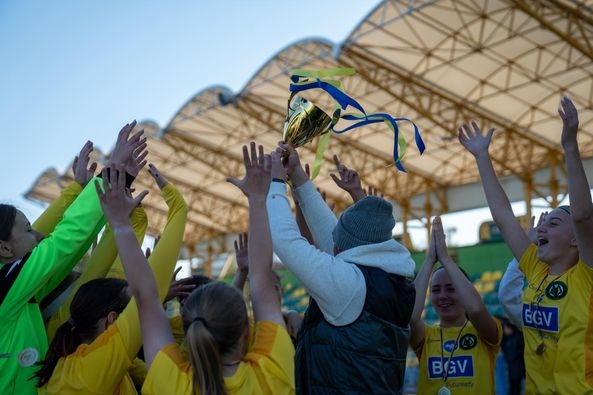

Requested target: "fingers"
[
  {"left": 250, "top": 141, "right": 257, "bottom": 167},
  {"left": 94, "top": 179, "right": 104, "bottom": 200},
  {"left": 333, "top": 154, "right": 341, "bottom": 168},
  {"left": 78, "top": 140, "right": 93, "bottom": 158},
  {"left": 172, "top": 266, "right": 183, "bottom": 279},
  {"left": 133, "top": 189, "right": 149, "bottom": 207},
  {"left": 431, "top": 216, "right": 446, "bottom": 249},
  {"left": 148, "top": 163, "right": 160, "bottom": 179},
  {"left": 135, "top": 149, "right": 149, "bottom": 168},
  {"left": 117, "top": 120, "right": 137, "bottom": 144},
  {"left": 270, "top": 150, "right": 283, "bottom": 169},
  {"left": 226, "top": 176, "right": 240, "bottom": 188},
  {"left": 258, "top": 144, "right": 265, "bottom": 166},
  {"left": 242, "top": 144, "right": 252, "bottom": 168},
  {"left": 329, "top": 173, "right": 340, "bottom": 184}
]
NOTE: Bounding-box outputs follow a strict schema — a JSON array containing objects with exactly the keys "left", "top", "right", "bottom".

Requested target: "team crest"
[
  {"left": 545, "top": 281, "right": 568, "bottom": 300},
  {"left": 442, "top": 340, "right": 458, "bottom": 353},
  {"left": 459, "top": 334, "right": 477, "bottom": 350}
]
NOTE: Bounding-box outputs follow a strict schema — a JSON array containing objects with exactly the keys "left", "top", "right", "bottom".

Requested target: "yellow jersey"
[
  {"left": 520, "top": 244, "right": 593, "bottom": 394},
  {"left": 415, "top": 320, "right": 501, "bottom": 394},
  {"left": 142, "top": 320, "right": 295, "bottom": 395}
]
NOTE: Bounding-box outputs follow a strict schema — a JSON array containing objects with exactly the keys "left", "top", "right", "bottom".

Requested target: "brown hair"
[
  {"left": 0, "top": 204, "right": 17, "bottom": 241},
  {"left": 182, "top": 281, "right": 248, "bottom": 395},
  {"left": 35, "top": 278, "right": 130, "bottom": 386}
]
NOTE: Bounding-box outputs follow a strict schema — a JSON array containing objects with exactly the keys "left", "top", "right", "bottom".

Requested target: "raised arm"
[
  {"left": 458, "top": 121, "right": 531, "bottom": 260},
  {"left": 33, "top": 140, "right": 96, "bottom": 237},
  {"left": 559, "top": 96, "right": 593, "bottom": 267},
  {"left": 231, "top": 233, "right": 249, "bottom": 291},
  {"left": 125, "top": 164, "right": 188, "bottom": 362},
  {"left": 227, "top": 142, "right": 284, "bottom": 326},
  {"left": 95, "top": 166, "right": 173, "bottom": 369},
  {"left": 410, "top": 227, "right": 436, "bottom": 351},
  {"left": 433, "top": 217, "right": 499, "bottom": 344}
]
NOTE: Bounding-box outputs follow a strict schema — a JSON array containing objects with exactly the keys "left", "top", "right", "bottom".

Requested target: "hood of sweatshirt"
[{"left": 336, "top": 239, "right": 415, "bottom": 278}]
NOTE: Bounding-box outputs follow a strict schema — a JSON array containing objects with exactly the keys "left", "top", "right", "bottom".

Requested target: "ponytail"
[
  {"left": 185, "top": 319, "right": 225, "bottom": 395},
  {"left": 182, "top": 282, "right": 248, "bottom": 395},
  {"left": 34, "top": 319, "right": 80, "bottom": 386}
]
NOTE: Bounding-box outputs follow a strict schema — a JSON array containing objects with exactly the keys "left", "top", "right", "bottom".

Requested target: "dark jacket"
[{"left": 295, "top": 264, "right": 415, "bottom": 394}]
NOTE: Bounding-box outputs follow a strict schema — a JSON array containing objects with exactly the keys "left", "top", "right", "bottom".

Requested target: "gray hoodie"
[{"left": 267, "top": 180, "right": 415, "bottom": 326}]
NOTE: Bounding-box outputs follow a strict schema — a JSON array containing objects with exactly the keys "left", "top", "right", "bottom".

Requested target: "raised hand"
[
  {"left": 458, "top": 120, "right": 495, "bottom": 158},
  {"left": 234, "top": 232, "right": 249, "bottom": 274},
  {"left": 330, "top": 154, "right": 365, "bottom": 202},
  {"left": 424, "top": 218, "right": 438, "bottom": 266},
  {"left": 94, "top": 165, "right": 148, "bottom": 228},
  {"left": 527, "top": 212, "right": 546, "bottom": 245},
  {"left": 431, "top": 216, "right": 452, "bottom": 263},
  {"left": 227, "top": 142, "right": 271, "bottom": 198},
  {"left": 126, "top": 142, "right": 149, "bottom": 178},
  {"left": 165, "top": 267, "right": 196, "bottom": 303},
  {"left": 276, "top": 141, "right": 308, "bottom": 187},
  {"left": 559, "top": 96, "right": 579, "bottom": 149},
  {"left": 108, "top": 121, "right": 147, "bottom": 168},
  {"left": 148, "top": 164, "right": 169, "bottom": 190},
  {"left": 72, "top": 140, "right": 97, "bottom": 187}
]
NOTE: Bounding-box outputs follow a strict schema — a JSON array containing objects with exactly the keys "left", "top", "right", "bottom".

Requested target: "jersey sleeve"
[
  {"left": 1, "top": 178, "right": 106, "bottom": 319},
  {"left": 116, "top": 183, "right": 188, "bottom": 360}
]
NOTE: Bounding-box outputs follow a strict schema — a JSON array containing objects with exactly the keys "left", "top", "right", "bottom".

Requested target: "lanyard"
[{"left": 439, "top": 319, "right": 468, "bottom": 384}]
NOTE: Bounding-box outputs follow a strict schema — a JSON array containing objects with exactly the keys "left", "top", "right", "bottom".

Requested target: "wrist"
[
  {"left": 349, "top": 188, "right": 366, "bottom": 202},
  {"left": 439, "top": 256, "right": 456, "bottom": 266},
  {"left": 290, "top": 168, "right": 309, "bottom": 188},
  {"left": 112, "top": 223, "right": 134, "bottom": 233},
  {"left": 562, "top": 141, "right": 579, "bottom": 152},
  {"left": 248, "top": 195, "right": 267, "bottom": 204}
]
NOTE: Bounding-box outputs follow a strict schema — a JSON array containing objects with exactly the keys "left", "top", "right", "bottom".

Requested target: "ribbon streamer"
[{"left": 284, "top": 68, "right": 424, "bottom": 176}]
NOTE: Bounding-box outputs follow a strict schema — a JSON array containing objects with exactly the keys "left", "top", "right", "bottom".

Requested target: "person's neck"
[
  {"left": 547, "top": 256, "right": 577, "bottom": 275},
  {"left": 439, "top": 315, "right": 467, "bottom": 328},
  {"left": 221, "top": 340, "right": 245, "bottom": 377}
]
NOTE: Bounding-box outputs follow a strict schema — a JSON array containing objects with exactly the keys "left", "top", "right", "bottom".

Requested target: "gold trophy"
[
  {"left": 282, "top": 95, "right": 338, "bottom": 148},
  {"left": 282, "top": 67, "right": 424, "bottom": 175}
]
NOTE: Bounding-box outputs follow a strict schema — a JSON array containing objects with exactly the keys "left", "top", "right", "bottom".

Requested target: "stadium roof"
[{"left": 25, "top": 0, "right": 593, "bottom": 260}]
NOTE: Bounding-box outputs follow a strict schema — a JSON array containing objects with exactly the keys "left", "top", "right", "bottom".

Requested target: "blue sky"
[{"left": 0, "top": 0, "right": 375, "bottom": 219}]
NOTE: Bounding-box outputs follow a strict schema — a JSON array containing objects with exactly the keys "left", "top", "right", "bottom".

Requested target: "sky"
[{"left": 0, "top": 0, "right": 553, "bottom": 252}]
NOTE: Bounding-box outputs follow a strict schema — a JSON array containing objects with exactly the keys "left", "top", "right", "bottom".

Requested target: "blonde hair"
[{"left": 182, "top": 281, "right": 248, "bottom": 395}]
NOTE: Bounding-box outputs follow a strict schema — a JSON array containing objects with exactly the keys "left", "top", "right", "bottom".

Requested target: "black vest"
[{"left": 295, "top": 264, "right": 415, "bottom": 395}]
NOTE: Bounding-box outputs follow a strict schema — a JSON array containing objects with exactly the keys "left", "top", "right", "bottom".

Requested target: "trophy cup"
[
  {"left": 283, "top": 95, "right": 337, "bottom": 148},
  {"left": 282, "top": 68, "right": 425, "bottom": 175}
]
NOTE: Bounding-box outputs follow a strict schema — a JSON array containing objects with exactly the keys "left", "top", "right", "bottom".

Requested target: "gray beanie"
[{"left": 332, "top": 196, "right": 395, "bottom": 251}]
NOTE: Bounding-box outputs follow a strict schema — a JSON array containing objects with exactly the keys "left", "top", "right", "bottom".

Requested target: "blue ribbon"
[{"left": 288, "top": 71, "right": 425, "bottom": 172}]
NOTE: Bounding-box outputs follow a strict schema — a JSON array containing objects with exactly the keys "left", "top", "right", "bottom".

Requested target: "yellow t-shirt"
[
  {"left": 520, "top": 244, "right": 593, "bottom": 394},
  {"left": 45, "top": 314, "right": 137, "bottom": 394},
  {"left": 415, "top": 320, "right": 502, "bottom": 395},
  {"left": 142, "top": 321, "right": 295, "bottom": 395}
]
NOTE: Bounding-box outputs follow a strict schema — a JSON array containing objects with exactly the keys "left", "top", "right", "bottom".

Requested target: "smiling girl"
[{"left": 411, "top": 217, "right": 501, "bottom": 395}]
